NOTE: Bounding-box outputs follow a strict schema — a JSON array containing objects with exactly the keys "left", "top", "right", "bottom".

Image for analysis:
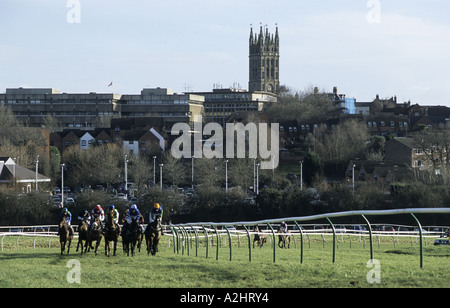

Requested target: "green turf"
[{"left": 0, "top": 234, "right": 449, "bottom": 288}]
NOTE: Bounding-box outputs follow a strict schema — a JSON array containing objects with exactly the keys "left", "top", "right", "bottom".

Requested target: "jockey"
[
  {"left": 106, "top": 204, "right": 119, "bottom": 225},
  {"left": 149, "top": 203, "right": 163, "bottom": 224},
  {"left": 122, "top": 204, "right": 141, "bottom": 235},
  {"left": 90, "top": 204, "right": 105, "bottom": 230},
  {"left": 125, "top": 204, "right": 140, "bottom": 224},
  {"left": 77, "top": 209, "right": 91, "bottom": 223},
  {"left": 59, "top": 208, "right": 74, "bottom": 235},
  {"left": 91, "top": 204, "right": 105, "bottom": 222},
  {"left": 280, "top": 221, "right": 288, "bottom": 233},
  {"left": 60, "top": 207, "right": 72, "bottom": 225}
]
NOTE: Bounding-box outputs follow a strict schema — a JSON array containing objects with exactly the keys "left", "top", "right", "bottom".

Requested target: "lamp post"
[
  {"left": 191, "top": 156, "right": 195, "bottom": 190},
  {"left": 35, "top": 155, "right": 39, "bottom": 192},
  {"left": 61, "top": 163, "right": 65, "bottom": 208},
  {"left": 153, "top": 156, "right": 157, "bottom": 186},
  {"left": 256, "top": 163, "right": 260, "bottom": 195},
  {"left": 159, "top": 164, "right": 164, "bottom": 191},
  {"left": 352, "top": 164, "right": 356, "bottom": 194},
  {"left": 225, "top": 160, "right": 228, "bottom": 193},
  {"left": 124, "top": 154, "right": 128, "bottom": 197},
  {"left": 299, "top": 160, "right": 303, "bottom": 191}
]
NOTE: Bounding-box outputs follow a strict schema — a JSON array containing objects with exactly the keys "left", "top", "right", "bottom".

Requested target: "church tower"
[{"left": 249, "top": 25, "right": 280, "bottom": 94}]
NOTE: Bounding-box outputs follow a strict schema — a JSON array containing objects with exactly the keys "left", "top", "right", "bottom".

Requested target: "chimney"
[
  {"left": 314, "top": 87, "right": 319, "bottom": 94},
  {"left": 333, "top": 87, "right": 338, "bottom": 95}
]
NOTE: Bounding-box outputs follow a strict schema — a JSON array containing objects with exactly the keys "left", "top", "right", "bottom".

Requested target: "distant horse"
[
  {"left": 145, "top": 214, "right": 162, "bottom": 256},
  {"left": 104, "top": 211, "right": 121, "bottom": 257},
  {"left": 87, "top": 216, "right": 103, "bottom": 256},
  {"left": 278, "top": 226, "right": 290, "bottom": 249},
  {"left": 76, "top": 218, "right": 89, "bottom": 255},
  {"left": 122, "top": 219, "right": 140, "bottom": 257},
  {"left": 59, "top": 218, "right": 73, "bottom": 256},
  {"left": 253, "top": 225, "right": 267, "bottom": 248}
]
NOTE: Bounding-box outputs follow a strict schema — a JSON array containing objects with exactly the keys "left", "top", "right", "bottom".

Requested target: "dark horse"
[
  {"left": 253, "top": 225, "right": 267, "bottom": 248},
  {"left": 76, "top": 218, "right": 89, "bottom": 255},
  {"left": 122, "top": 219, "right": 140, "bottom": 257},
  {"left": 87, "top": 216, "right": 103, "bottom": 256},
  {"left": 278, "top": 227, "right": 290, "bottom": 249},
  {"left": 59, "top": 218, "right": 73, "bottom": 256},
  {"left": 104, "top": 211, "right": 121, "bottom": 257},
  {"left": 145, "top": 214, "right": 162, "bottom": 256}
]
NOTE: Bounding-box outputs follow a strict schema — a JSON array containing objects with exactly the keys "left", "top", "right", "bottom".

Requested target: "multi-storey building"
[
  {"left": 192, "top": 87, "right": 277, "bottom": 123},
  {"left": 0, "top": 87, "right": 204, "bottom": 130}
]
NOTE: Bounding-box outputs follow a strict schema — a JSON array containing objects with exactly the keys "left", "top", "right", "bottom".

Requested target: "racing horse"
[
  {"left": 104, "top": 210, "right": 121, "bottom": 257},
  {"left": 76, "top": 218, "right": 89, "bottom": 255},
  {"left": 278, "top": 226, "right": 290, "bottom": 249},
  {"left": 253, "top": 225, "right": 267, "bottom": 248},
  {"left": 87, "top": 216, "right": 103, "bottom": 256},
  {"left": 59, "top": 218, "right": 73, "bottom": 255},
  {"left": 145, "top": 214, "right": 162, "bottom": 256},
  {"left": 122, "top": 218, "right": 140, "bottom": 257}
]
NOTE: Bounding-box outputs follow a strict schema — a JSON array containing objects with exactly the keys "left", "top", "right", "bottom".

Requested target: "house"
[
  {"left": 347, "top": 159, "right": 412, "bottom": 185},
  {"left": 385, "top": 137, "right": 443, "bottom": 172},
  {"left": 0, "top": 157, "right": 51, "bottom": 193}
]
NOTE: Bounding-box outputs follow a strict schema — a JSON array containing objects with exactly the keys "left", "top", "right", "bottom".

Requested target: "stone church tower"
[{"left": 249, "top": 25, "right": 280, "bottom": 94}]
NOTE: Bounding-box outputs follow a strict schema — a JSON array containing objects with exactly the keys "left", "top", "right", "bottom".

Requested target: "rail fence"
[
  {"left": 1, "top": 208, "right": 450, "bottom": 268},
  {"left": 168, "top": 208, "right": 450, "bottom": 268}
]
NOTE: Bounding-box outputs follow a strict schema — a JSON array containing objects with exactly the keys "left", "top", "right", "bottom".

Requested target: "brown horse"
[
  {"left": 278, "top": 227, "right": 290, "bottom": 249},
  {"left": 145, "top": 214, "right": 162, "bottom": 256},
  {"left": 59, "top": 218, "right": 73, "bottom": 255},
  {"left": 87, "top": 216, "right": 103, "bottom": 256},
  {"left": 253, "top": 225, "right": 267, "bottom": 248},
  {"left": 104, "top": 211, "right": 121, "bottom": 257},
  {"left": 76, "top": 218, "right": 89, "bottom": 255}
]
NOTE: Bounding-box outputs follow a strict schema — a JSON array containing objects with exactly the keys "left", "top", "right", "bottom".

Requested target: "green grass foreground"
[{"left": 0, "top": 234, "right": 449, "bottom": 288}]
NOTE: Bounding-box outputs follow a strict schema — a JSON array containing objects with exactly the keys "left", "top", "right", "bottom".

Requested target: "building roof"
[{"left": 0, "top": 158, "right": 51, "bottom": 183}]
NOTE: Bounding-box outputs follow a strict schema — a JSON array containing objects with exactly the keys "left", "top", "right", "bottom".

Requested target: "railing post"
[
  {"left": 242, "top": 225, "right": 252, "bottom": 262},
  {"left": 267, "top": 223, "right": 276, "bottom": 263},
  {"left": 294, "top": 221, "right": 304, "bottom": 264},
  {"left": 192, "top": 226, "right": 199, "bottom": 257},
  {"left": 361, "top": 214, "right": 374, "bottom": 261},
  {"left": 410, "top": 213, "right": 424, "bottom": 268},
  {"left": 326, "top": 218, "right": 336, "bottom": 263},
  {"left": 201, "top": 226, "right": 209, "bottom": 259},
  {"left": 212, "top": 225, "right": 219, "bottom": 261},
  {"left": 224, "top": 227, "right": 232, "bottom": 261},
  {"left": 169, "top": 227, "right": 177, "bottom": 254}
]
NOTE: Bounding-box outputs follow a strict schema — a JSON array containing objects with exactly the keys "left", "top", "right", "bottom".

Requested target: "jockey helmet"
[
  {"left": 154, "top": 203, "right": 160, "bottom": 209},
  {"left": 109, "top": 204, "right": 115, "bottom": 210}
]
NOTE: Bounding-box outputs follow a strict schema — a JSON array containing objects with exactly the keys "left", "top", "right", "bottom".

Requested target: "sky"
[{"left": 1, "top": 0, "right": 450, "bottom": 105}]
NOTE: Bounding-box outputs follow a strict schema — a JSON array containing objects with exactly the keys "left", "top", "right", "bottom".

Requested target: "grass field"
[{"left": 0, "top": 233, "right": 449, "bottom": 288}]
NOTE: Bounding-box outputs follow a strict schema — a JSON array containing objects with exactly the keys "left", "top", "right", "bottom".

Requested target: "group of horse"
[
  {"left": 58, "top": 211, "right": 163, "bottom": 257},
  {"left": 252, "top": 225, "right": 291, "bottom": 249}
]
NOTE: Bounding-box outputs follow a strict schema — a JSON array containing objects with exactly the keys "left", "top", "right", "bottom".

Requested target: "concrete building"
[
  {"left": 192, "top": 88, "right": 277, "bottom": 123},
  {"left": 0, "top": 87, "right": 204, "bottom": 131}
]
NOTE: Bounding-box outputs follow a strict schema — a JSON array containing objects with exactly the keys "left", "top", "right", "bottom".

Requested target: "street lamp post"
[
  {"left": 153, "top": 156, "right": 157, "bottom": 186},
  {"left": 256, "top": 163, "right": 260, "bottom": 195},
  {"left": 124, "top": 154, "right": 128, "bottom": 197},
  {"left": 192, "top": 156, "right": 195, "bottom": 190},
  {"left": 35, "top": 155, "right": 39, "bottom": 192},
  {"left": 299, "top": 160, "right": 303, "bottom": 191},
  {"left": 61, "top": 163, "right": 65, "bottom": 208},
  {"left": 225, "top": 160, "right": 228, "bottom": 193},
  {"left": 159, "top": 164, "right": 164, "bottom": 191}
]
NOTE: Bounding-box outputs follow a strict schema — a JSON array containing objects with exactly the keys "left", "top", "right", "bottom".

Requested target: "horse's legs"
[{"left": 67, "top": 238, "right": 72, "bottom": 255}]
